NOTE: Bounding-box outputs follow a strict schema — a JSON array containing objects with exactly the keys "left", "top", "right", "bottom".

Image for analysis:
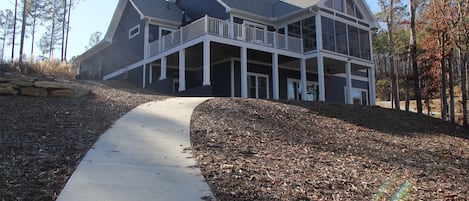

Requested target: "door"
[{"left": 247, "top": 73, "right": 269, "bottom": 99}]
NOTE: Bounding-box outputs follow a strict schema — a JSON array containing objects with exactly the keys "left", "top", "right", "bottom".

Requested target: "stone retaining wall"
[{"left": 0, "top": 77, "right": 89, "bottom": 98}]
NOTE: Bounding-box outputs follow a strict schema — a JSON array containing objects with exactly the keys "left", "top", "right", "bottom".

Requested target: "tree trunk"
[
  {"left": 64, "top": 0, "right": 72, "bottom": 61},
  {"left": 405, "top": 76, "right": 410, "bottom": 112},
  {"left": 448, "top": 54, "right": 455, "bottom": 123},
  {"left": 49, "top": 1, "right": 57, "bottom": 60},
  {"left": 61, "top": 0, "right": 66, "bottom": 61},
  {"left": 388, "top": 0, "right": 400, "bottom": 111},
  {"left": 31, "top": 2, "right": 37, "bottom": 56},
  {"left": 19, "top": 0, "right": 28, "bottom": 64},
  {"left": 410, "top": 0, "right": 422, "bottom": 114},
  {"left": 440, "top": 35, "right": 448, "bottom": 121},
  {"left": 11, "top": 0, "right": 18, "bottom": 60},
  {"left": 461, "top": 55, "right": 468, "bottom": 126}
]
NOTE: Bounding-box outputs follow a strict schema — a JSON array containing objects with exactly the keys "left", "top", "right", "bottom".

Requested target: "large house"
[{"left": 76, "top": 0, "right": 378, "bottom": 105}]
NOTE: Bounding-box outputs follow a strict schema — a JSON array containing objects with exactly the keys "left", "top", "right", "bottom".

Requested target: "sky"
[{"left": 1, "top": 0, "right": 381, "bottom": 61}]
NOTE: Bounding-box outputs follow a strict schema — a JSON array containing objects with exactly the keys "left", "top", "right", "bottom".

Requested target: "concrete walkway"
[{"left": 57, "top": 97, "right": 214, "bottom": 201}]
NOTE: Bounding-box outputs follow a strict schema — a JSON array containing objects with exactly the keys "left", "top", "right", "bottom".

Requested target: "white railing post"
[
  {"left": 273, "top": 32, "right": 277, "bottom": 48},
  {"left": 180, "top": 26, "right": 183, "bottom": 44},
  {"left": 204, "top": 15, "right": 209, "bottom": 33}
]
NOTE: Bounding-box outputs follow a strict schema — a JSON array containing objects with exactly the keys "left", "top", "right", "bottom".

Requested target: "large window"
[
  {"left": 321, "top": 17, "right": 371, "bottom": 60},
  {"left": 302, "top": 17, "right": 317, "bottom": 52},
  {"left": 287, "top": 16, "right": 317, "bottom": 52},
  {"left": 348, "top": 25, "right": 360, "bottom": 57},
  {"left": 335, "top": 21, "right": 348, "bottom": 55},
  {"left": 321, "top": 16, "right": 335, "bottom": 51},
  {"left": 248, "top": 73, "right": 269, "bottom": 99},
  {"left": 359, "top": 29, "right": 371, "bottom": 60},
  {"left": 326, "top": 0, "right": 364, "bottom": 20},
  {"left": 288, "top": 79, "right": 319, "bottom": 101}
]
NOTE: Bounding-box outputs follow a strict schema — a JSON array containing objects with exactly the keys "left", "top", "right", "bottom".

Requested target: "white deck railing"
[{"left": 148, "top": 16, "right": 303, "bottom": 58}]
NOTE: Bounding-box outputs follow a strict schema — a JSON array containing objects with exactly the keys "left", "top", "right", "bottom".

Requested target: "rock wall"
[{"left": 0, "top": 77, "right": 89, "bottom": 98}]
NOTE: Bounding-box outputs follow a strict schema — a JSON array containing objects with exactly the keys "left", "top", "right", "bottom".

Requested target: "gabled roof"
[
  {"left": 132, "top": 0, "right": 186, "bottom": 23},
  {"left": 219, "top": 0, "right": 321, "bottom": 18},
  {"left": 76, "top": 0, "right": 185, "bottom": 63}
]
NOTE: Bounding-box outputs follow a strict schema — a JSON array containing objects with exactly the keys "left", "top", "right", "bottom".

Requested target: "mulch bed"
[
  {"left": 191, "top": 98, "right": 469, "bottom": 200},
  {"left": 0, "top": 80, "right": 165, "bottom": 200}
]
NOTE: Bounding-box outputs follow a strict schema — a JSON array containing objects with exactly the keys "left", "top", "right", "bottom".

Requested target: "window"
[
  {"left": 359, "top": 29, "right": 371, "bottom": 60},
  {"left": 247, "top": 73, "right": 269, "bottom": 99},
  {"left": 129, "top": 25, "right": 140, "bottom": 39},
  {"left": 333, "top": 0, "right": 344, "bottom": 12},
  {"left": 348, "top": 25, "right": 360, "bottom": 57},
  {"left": 288, "top": 78, "right": 318, "bottom": 101},
  {"left": 302, "top": 16, "right": 317, "bottom": 52},
  {"left": 335, "top": 21, "right": 348, "bottom": 55},
  {"left": 321, "top": 16, "right": 335, "bottom": 51},
  {"left": 345, "top": 87, "right": 368, "bottom": 105}
]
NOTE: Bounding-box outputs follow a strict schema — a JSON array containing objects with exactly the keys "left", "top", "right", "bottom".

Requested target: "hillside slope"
[{"left": 191, "top": 98, "right": 469, "bottom": 200}]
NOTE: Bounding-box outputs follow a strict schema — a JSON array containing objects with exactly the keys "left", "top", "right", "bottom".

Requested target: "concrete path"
[{"left": 57, "top": 97, "right": 215, "bottom": 201}]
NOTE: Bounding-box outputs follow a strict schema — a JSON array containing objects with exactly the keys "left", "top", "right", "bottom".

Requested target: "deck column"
[
  {"left": 300, "top": 58, "right": 307, "bottom": 101},
  {"left": 272, "top": 53, "right": 279, "bottom": 100},
  {"left": 143, "top": 21, "right": 149, "bottom": 88},
  {"left": 241, "top": 46, "right": 248, "bottom": 98},
  {"left": 160, "top": 56, "right": 167, "bottom": 80},
  {"left": 149, "top": 64, "right": 153, "bottom": 84},
  {"left": 369, "top": 67, "right": 376, "bottom": 106},
  {"left": 318, "top": 54, "right": 325, "bottom": 101},
  {"left": 203, "top": 40, "right": 211, "bottom": 86},
  {"left": 231, "top": 59, "right": 235, "bottom": 97},
  {"left": 345, "top": 62, "right": 353, "bottom": 104},
  {"left": 179, "top": 49, "right": 186, "bottom": 92}
]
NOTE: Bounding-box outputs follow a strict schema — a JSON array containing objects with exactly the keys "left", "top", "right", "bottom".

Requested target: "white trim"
[
  {"left": 129, "top": 24, "right": 140, "bottom": 39},
  {"left": 129, "top": 0, "right": 145, "bottom": 19},
  {"left": 287, "top": 78, "right": 318, "bottom": 101},
  {"left": 247, "top": 72, "right": 270, "bottom": 99},
  {"left": 344, "top": 87, "right": 369, "bottom": 106}
]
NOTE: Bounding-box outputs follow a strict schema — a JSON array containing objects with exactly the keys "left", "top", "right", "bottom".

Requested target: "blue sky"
[{"left": 1, "top": 0, "right": 380, "bottom": 61}]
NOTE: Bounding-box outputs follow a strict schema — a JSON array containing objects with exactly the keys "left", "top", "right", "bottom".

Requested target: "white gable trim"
[
  {"left": 129, "top": 0, "right": 145, "bottom": 19},
  {"left": 216, "top": 0, "right": 231, "bottom": 12}
]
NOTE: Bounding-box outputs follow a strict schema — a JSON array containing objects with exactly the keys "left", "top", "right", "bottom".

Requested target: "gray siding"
[
  {"left": 80, "top": 1, "right": 144, "bottom": 79},
  {"left": 177, "top": 0, "right": 229, "bottom": 20}
]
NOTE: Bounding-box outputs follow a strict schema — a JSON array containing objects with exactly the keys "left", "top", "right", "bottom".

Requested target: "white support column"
[
  {"left": 179, "top": 49, "right": 186, "bottom": 92},
  {"left": 241, "top": 46, "right": 248, "bottom": 98},
  {"left": 203, "top": 40, "right": 211, "bottom": 86},
  {"left": 204, "top": 15, "right": 209, "bottom": 33},
  {"left": 369, "top": 67, "right": 377, "bottom": 106},
  {"left": 300, "top": 58, "right": 307, "bottom": 101},
  {"left": 143, "top": 21, "right": 149, "bottom": 88},
  {"left": 230, "top": 59, "right": 235, "bottom": 97},
  {"left": 160, "top": 56, "right": 167, "bottom": 80},
  {"left": 272, "top": 53, "right": 279, "bottom": 100},
  {"left": 318, "top": 54, "right": 326, "bottom": 101},
  {"left": 316, "top": 14, "right": 323, "bottom": 51},
  {"left": 345, "top": 62, "right": 353, "bottom": 104},
  {"left": 149, "top": 64, "right": 153, "bottom": 84}
]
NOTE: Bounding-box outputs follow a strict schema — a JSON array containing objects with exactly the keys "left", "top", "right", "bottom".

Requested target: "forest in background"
[{"left": 373, "top": 0, "right": 468, "bottom": 126}]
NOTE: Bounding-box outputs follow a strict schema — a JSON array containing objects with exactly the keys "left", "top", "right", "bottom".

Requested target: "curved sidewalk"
[{"left": 57, "top": 97, "right": 214, "bottom": 201}]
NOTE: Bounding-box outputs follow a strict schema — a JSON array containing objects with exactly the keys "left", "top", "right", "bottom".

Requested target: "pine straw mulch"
[
  {"left": 0, "top": 80, "right": 166, "bottom": 200},
  {"left": 191, "top": 98, "right": 469, "bottom": 201}
]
